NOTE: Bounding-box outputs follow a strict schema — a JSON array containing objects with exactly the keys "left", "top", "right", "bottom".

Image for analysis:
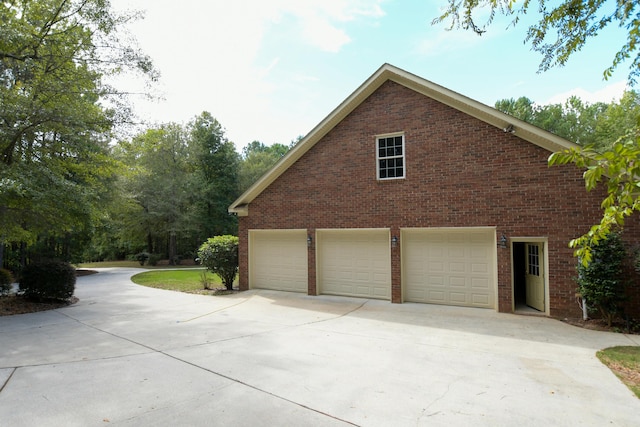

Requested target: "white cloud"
[
  {"left": 273, "top": 0, "right": 386, "bottom": 52},
  {"left": 542, "top": 80, "right": 628, "bottom": 105},
  {"left": 108, "top": 0, "right": 388, "bottom": 149},
  {"left": 418, "top": 1, "right": 510, "bottom": 57},
  {"left": 301, "top": 17, "right": 352, "bottom": 52},
  {"left": 414, "top": 25, "right": 501, "bottom": 57}
]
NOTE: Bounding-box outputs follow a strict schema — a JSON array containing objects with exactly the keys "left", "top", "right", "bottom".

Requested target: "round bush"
[
  {"left": 148, "top": 253, "right": 161, "bottom": 266},
  {"left": 198, "top": 235, "right": 238, "bottom": 291},
  {"left": 19, "top": 261, "right": 76, "bottom": 301},
  {"left": 0, "top": 268, "right": 14, "bottom": 296},
  {"left": 135, "top": 252, "right": 149, "bottom": 266}
]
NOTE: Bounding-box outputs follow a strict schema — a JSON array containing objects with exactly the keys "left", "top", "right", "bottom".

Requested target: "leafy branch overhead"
[
  {"left": 435, "top": 1, "right": 640, "bottom": 264},
  {"left": 549, "top": 127, "right": 640, "bottom": 265},
  {"left": 433, "top": 0, "right": 640, "bottom": 83}
]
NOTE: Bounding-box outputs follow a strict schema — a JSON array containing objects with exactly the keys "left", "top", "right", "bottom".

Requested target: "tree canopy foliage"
[
  {"left": 549, "top": 128, "right": 640, "bottom": 265},
  {"left": 434, "top": 0, "right": 640, "bottom": 83},
  {"left": 188, "top": 112, "right": 240, "bottom": 240},
  {"left": 495, "top": 90, "right": 640, "bottom": 151},
  {"left": 238, "top": 140, "right": 293, "bottom": 192},
  {"left": 88, "top": 117, "right": 295, "bottom": 264},
  {"left": 103, "top": 112, "right": 241, "bottom": 264},
  {"left": 0, "top": 0, "right": 156, "bottom": 267}
]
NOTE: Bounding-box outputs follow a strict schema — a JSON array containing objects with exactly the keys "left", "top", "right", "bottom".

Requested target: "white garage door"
[
  {"left": 403, "top": 228, "right": 496, "bottom": 308},
  {"left": 318, "top": 229, "right": 391, "bottom": 300},
  {"left": 249, "top": 230, "right": 308, "bottom": 293}
]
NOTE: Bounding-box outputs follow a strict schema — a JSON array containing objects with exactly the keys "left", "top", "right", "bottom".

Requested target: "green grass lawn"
[
  {"left": 131, "top": 269, "right": 226, "bottom": 292},
  {"left": 597, "top": 346, "right": 640, "bottom": 398}
]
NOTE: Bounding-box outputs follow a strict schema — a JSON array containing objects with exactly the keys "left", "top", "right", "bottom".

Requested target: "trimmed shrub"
[
  {"left": 19, "top": 261, "right": 76, "bottom": 301},
  {"left": 0, "top": 268, "right": 14, "bottom": 296},
  {"left": 135, "top": 252, "right": 149, "bottom": 266},
  {"left": 577, "top": 233, "right": 627, "bottom": 326},
  {"left": 198, "top": 235, "right": 239, "bottom": 290},
  {"left": 148, "top": 253, "right": 161, "bottom": 266}
]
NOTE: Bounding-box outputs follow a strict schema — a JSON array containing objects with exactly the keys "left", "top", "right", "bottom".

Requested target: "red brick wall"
[{"left": 239, "top": 80, "right": 638, "bottom": 319}]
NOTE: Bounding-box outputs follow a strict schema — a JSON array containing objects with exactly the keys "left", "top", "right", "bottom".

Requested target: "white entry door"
[{"left": 525, "top": 243, "right": 545, "bottom": 311}]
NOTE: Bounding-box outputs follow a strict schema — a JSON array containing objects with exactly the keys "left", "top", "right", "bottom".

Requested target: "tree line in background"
[
  {"left": 83, "top": 112, "right": 295, "bottom": 266},
  {"left": 0, "top": 0, "right": 155, "bottom": 270},
  {"left": 1, "top": 105, "right": 295, "bottom": 270},
  {"left": 2, "top": 87, "right": 638, "bottom": 271},
  {"left": 0, "top": 0, "right": 294, "bottom": 271},
  {"left": 495, "top": 92, "right": 640, "bottom": 152},
  {"left": 2, "top": 0, "right": 640, "bottom": 276}
]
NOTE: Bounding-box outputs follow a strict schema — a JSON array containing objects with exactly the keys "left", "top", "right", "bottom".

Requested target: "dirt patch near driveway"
[
  {"left": 0, "top": 269, "right": 94, "bottom": 316},
  {"left": 0, "top": 295, "right": 78, "bottom": 316},
  {"left": 561, "top": 317, "right": 640, "bottom": 335}
]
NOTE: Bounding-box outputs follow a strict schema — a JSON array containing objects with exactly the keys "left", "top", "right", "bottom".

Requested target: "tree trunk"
[
  {"left": 168, "top": 231, "right": 176, "bottom": 265},
  {"left": 20, "top": 241, "right": 26, "bottom": 269},
  {"left": 147, "top": 232, "right": 153, "bottom": 254}
]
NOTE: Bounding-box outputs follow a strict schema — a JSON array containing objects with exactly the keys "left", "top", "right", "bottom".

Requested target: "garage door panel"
[
  {"left": 448, "top": 247, "right": 465, "bottom": 258},
  {"left": 472, "top": 263, "right": 488, "bottom": 274},
  {"left": 472, "top": 277, "right": 490, "bottom": 288},
  {"left": 430, "top": 249, "right": 443, "bottom": 258},
  {"left": 428, "top": 262, "right": 445, "bottom": 272},
  {"left": 473, "top": 294, "right": 490, "bottom": 305},
  {"left": 356, "top": 272, "right": 370, "bottom": 281},
  {"left": 319, "top": 230, "right": 391, "bottom": 300},
  {"left": 429, "top": 276, "right": 444, "bottom": 286},
  {"left": 373, "top": 287, "right": 388, "bottom": 298},
  {"left": 250, "top": 230, "right": 308, "bottom": 293},
  {"left": 470, "top": 252, "right": 489, "bottom": 261},
  {"left": 450, "top": 262, "right": 465, "bottom": 273},
  {"left": 404, "top": 229, "right": 496, "bottom": 309},
  {"left": 450, "top": 276, "right": 466, "bottom": 287},
  {"left": 450, "top": 292, "right": 467, "bottom": 303},
  {"left": 428, "top": 290, "right": 445, "bottom": 302}
]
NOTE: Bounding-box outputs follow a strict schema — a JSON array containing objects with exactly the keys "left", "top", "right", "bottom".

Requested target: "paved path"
[{"left": 1, "top": 268, "right": 639, "bottom": 426}]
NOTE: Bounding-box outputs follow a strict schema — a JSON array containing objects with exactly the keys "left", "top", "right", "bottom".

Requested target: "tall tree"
[
  {"left": 238, "top": 140, "right": 290, "bottom": 192},
  {"left": 0, "top": 0, "right": 156, "bottom": 266},
  {"left": 495, "top": 96, "right": 609, "bottom": 146},
  {"left": 187, "top": 112, "right": 240, "bottom": 240},
  {"left": 116, "top": 124, "right": 191, "bottom": 262},
  {"left": 109, "top": 113, "right": 241, "bottom": 263},
  {"left": 594, "top": 90, "right": 640, "bottom": 150}
]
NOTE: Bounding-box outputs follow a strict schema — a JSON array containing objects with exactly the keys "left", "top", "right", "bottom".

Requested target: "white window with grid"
[
  {"left": 376, "top": 134, "right": 405, "bottom": 180},
  {"left": 528, "top": 244, "right": 540, "bottom": 276}
]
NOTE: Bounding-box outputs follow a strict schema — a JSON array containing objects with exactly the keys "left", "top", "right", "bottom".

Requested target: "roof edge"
[
  {"left": 229, "top": 63, "right": 393, "bottom": 214},
  {"left": 229, "top": 63, "right": 579, "bottom": 214}
]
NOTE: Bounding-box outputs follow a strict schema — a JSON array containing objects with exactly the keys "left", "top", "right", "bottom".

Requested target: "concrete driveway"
[{"left": 1, "top": 268, "right": 639, "bottom": 426}]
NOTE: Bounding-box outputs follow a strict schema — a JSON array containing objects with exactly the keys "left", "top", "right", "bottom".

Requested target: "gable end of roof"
[{"left": 229, "top": 63, "right": 579, "bottom": 215}]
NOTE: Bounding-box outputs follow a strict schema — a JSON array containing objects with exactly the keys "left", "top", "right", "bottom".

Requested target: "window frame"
[
  {"left": 528, "top": 244, "right": 540, "bottom": 277},
  {"left": 376, "top": 132, "right": 406, "bottom": 181}
]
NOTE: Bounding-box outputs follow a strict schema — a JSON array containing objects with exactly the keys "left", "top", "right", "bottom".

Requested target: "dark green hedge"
[{"left": 19, "top": 261, "right": 76, "bottom": 301}]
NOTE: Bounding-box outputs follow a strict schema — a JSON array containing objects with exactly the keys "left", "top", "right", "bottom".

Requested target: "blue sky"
[{"left": 110, "top": 0, "right": 630, "bottom": 151}]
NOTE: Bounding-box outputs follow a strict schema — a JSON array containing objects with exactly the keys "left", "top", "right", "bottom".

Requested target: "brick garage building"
[{"left": 229, "top": 64, "right": 635, "bottom": 319}]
